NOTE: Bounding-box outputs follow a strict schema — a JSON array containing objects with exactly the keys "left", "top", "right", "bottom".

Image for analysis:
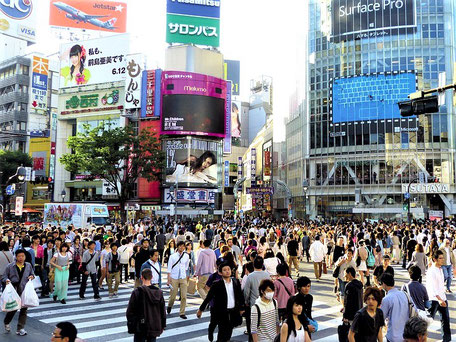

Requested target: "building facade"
[{"left": 298, "top": 0, "right": 456, "bottom": 220}]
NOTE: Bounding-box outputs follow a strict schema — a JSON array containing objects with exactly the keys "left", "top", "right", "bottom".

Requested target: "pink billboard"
[{"left": 160, "top": 71, "right": 228, "bottom": 138}]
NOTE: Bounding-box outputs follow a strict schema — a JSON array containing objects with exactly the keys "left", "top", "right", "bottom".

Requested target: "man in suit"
[{"left": 197, "top": 262, "right": 245, "bottom": 342}]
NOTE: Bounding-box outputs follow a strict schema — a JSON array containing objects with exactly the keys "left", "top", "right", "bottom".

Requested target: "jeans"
[
  {"left": 441, "top": 265, "right": 453, "bottom": 291},
  {"left": 79, "top": 272, "right": 99, "bottom": 298},
  {"left": 120, "top": 263, "right": 129, "bottom": 282},
  {"left": 429, "top": 300, "right": 451, "bottom": 342},
  {"left": 338, "top": 279, "right": 347, "bottom": 298}
]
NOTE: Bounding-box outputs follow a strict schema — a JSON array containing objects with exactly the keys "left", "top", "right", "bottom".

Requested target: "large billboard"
[
  {"left": 224, "top": 60, "right": 240, "bottom": 96},
  {"left": 166, "top": 13, "right": 220, "bottom": 47},
  {"left": 164, "top": 137, "right": 221, "bottom": 187},
  {"left": 161, "top": 71, "right": 227, "bottom": 137},
  {"left": 124, "top": 54, "right": 143, "bottom": 110},
  {"left": 331, "top": 72, "right": 416, "bottom": 123},
  {"left": 59, "top": 87, "right": 124, "bottom": 116},
  {"left": 141, "top": 69, "right": 162, "bottom": 118},
  {"left": 331, "top": 0, "right": 416, "bottom": 42},
  {"left": 231, "top": 101, "right": 242, "bottom": 138},
  {"left": 50, "top": 0, "right": 127, "bottom": 33},
  {"left": 30, "top": 56, "right": 49, "bottom": 114},
  {"left": 0, "top": 0, "right": 37, "bottom": 44},
  {"left": 59, "top": 34, "right": 129, "bottom": 88},
  {"left": 166, "top": 0, "right": 221, "bottom": 19}
]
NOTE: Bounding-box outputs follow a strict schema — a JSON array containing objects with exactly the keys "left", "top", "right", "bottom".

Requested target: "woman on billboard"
[
  {"left": 60, "top": 44, "right": 91, "bottom": 87},
  {"left": 231, "top": 102, "right": 241, "bottom": 138},
  {"left": 167, "top": 151, "right": 217, "bottom": 184}
]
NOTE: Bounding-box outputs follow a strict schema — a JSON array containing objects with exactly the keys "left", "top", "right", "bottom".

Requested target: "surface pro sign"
[{"left": 331, "top": 0, "right": 416, "bottom": 43}]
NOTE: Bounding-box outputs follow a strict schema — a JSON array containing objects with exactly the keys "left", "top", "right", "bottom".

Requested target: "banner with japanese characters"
[
  {"left": 163, "top": 188, "right": 217, "bottom": 204},
  {"left": 59, "top": 34, "right": 129, "bottom": 89},
  {"left": 141, "top": 69, "right": 162, "bottom": 118},
  {"left": 166, "top": 13, "right": 220, "bottom": 47},
  {"left": 124, "top": 54, "right": 143, "bottom": 109},
  {"left": 30, "top": 56, "right": 49, "bottom": 114}
]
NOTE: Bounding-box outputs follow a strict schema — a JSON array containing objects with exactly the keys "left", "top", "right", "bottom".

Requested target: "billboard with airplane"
[{"left": 49, "top": 0, "right": 127, "bottom": 33}]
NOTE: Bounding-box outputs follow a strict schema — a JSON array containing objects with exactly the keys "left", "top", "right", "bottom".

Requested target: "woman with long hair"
[
  {"left": 185, "top": 241, "right": 195, "bottom": 277},
  {"left": 60, "top": 44, "right": 91, "bottom": 86},
  {"left": 408, "top": 243, "right": 427, "bottom": 282},
  {"left": 169, "top": 151, "right": 217, "bottom": 184},
  {"left": 163, "top": 239, "right": 176, "bottom": 265},
  {"left": 280, "top": 296, "right": 311, "bottom": 342},
  {"left": 50, "top": 243, "right": 71, "bottom": 304}
]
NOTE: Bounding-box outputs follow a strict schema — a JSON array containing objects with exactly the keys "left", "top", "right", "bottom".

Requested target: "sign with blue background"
[
  {"left": 167, "top": 0, "right": 220, "bottom": 19},
  {"left": 224, "top": 160, "right": 229, "bottom": 187}
]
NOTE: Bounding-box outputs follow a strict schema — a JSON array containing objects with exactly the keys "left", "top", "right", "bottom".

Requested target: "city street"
[{"left": 2, "top": 260, "right": 455, "bottom": 341}]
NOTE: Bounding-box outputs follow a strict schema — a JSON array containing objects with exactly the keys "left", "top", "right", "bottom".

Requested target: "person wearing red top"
[{"left": 274, "top": 263, "right": 295, "bottom": 322}]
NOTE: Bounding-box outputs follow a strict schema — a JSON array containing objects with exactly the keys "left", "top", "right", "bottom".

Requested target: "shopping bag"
[
  {"left": 21, "top": 280, "right": 39, "bottom": 308},
  {"left": 322, "top": 261, "right": 328, "bottom": 274},
  {"left": 187, "top": 278, "right": 197, "bottom": 295},
  {"left": 32, "top": 276, "right": 42, "bottom": 289},
  {"left": 0, "top": 283, "right": 21, "bottom": 312}
]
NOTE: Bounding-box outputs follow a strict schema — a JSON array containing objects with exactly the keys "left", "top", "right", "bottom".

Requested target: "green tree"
[
  {"left": 60, "top": 122, "right": 164, "bottom": 222},
  {"left": 0, "top": 150, "right": 33, "bottom": 223}
]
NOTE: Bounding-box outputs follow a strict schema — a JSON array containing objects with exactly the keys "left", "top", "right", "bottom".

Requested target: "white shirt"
[
  {"left": 426, "top": 264, "right": 446, "bottom": 301},
  {"left": 148, "top": 260, "right": 161, "bottom": 285},
  {"left": 309, "top": 240, "right": 326, "bottom": 262},
  {"left": 445, "top": 247, "right": 450, "bottom": 265},
  {"left": 167, "top": 251, "right": 190, "bottom": 280},
  {"left": 225, "top": 279, "right": 235, "bottom": 309}
]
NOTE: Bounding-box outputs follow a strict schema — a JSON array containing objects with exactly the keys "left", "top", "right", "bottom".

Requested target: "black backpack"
[{"left": 254, "top": 299, "right": 277, "bottom": 328}]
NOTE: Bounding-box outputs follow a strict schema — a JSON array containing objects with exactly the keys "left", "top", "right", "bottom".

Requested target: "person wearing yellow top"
[{"left": 60, "top": 44, "right": 91, "bottom": 87}]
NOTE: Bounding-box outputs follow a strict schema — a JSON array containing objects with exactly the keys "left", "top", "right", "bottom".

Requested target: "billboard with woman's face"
[
  {"left": 164, "top": 137, "right": 222, "bottom": 188},
  {"left": 59, "top": 34, "right": 129, "bottom": 88}
]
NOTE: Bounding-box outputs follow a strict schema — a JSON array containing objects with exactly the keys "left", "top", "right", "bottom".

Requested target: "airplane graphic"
[{"left": 53, "top": 1, "right": 118, "bottom": 30}]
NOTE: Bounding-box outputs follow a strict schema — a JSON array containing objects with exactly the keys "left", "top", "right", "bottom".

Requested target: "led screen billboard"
[
  {"left": 331, "top": 72, "right": 416, "bottom": 123},
  {"left": 161, "top": 71, "right": 227, "bottom": 137},
  {"left": 331, "top": 0, "right": 416, "bottom": 42},
  {"left": 164, "top": 137, "right": 221, "bottom": 187}
]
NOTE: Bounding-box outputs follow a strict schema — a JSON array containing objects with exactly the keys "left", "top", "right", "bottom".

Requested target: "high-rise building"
[{"left": 290, "top": 0, "right": 456, "bottom": 220}]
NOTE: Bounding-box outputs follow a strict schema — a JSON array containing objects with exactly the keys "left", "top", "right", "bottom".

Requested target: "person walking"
[
  {"left": 194, "top": 239, "right": 217, "bottom": 300},
  {"left": 155, "top": 229, "right": 166, "bottom": 264},
  {"left": 309, "top": 235, "right": 326, "bottom": 281},
  {"left": 79, "top": 241, "right": 101, "bottom": 300},
  {"left": 140, "top": 249, "right": 162, "bottom": 288},
  {"left": 126, "top": 268, "right": 166, "bottom": 342},
  {"left": 51, "top": 321, "right": 78, "bottom": 342},
  {"left": 135, "top": 239, "right": 151, "bottom": 288},
  {"left": 50, "top": 243, "right": 71, "bottom": 304},
  {"left": 105, "top": 242, "right": 121, "bottom": 298},
  {"left": 274, "top": 263, "right": 295, "bottom": 322},
  {"left": 279, "top": 296, "right": 311, "bottom": 342},
  {"left": 348, "top": 286, "right": 385, "bottom": 342},
  {"left": 402, "top": 316, "right": 429, "bottom": 342},
  {"left": 401, "top": 266, "right": 429, "bottom": 312},
  {"left": 342, "top": 267, "right": 363, "bottom": 326},
  {"left": 380, "top": 272, "right": 410, "bottom": 342},
  {"left": 166, "top": 241, "right": 190, "bottom": 319},
  {"left": 426, "top": 250, "right": 451, "bottom": 342},
  {"left": 287, "top": 234, "right": 300, "bottom": 277},
  {"left": 118, "top": 239, "right": 131, "bottom": 283},
  {"left": 251, "top": 279, "right": 280, "bottom": 342},
  {"left": 0, "top": 241, "right": 13, "bottom": 291},
  {"left": 197, "top": 262, "right": 245, "bottom": 342},
  {"left": 2, "top": 249, "right": 35, "bottom": 336},
  {"left": 408, "top": 244, "right": 427, "bottom": 283},
  {"left": 301, "top": 232, "right": 311, "bottom": 263},
  {"left": 439, "top": 238, "right": 455, "bottom": 293}
]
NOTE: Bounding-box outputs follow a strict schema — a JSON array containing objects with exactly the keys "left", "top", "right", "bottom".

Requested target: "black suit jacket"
[{"left": 200, "top": 277, "right": 244, "bottom": 319}]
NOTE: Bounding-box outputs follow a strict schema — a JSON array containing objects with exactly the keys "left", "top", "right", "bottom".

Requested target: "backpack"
[
  {"left": 254, "top": 299, "right": 277, "bottom": 328},
  {"left": 366, "top": 246, "right": 375, "bottom": 268}
]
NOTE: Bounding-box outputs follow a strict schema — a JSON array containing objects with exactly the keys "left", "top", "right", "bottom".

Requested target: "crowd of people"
[{"left": 0, "top": 216, "right": 455, "bottom": 342}]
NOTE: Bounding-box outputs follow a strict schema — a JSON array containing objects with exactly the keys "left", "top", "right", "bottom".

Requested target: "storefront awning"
[{"left": 65, "top": 180, "right": 103, "bottom": 188}]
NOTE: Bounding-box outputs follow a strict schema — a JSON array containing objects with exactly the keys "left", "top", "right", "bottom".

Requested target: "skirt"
[{"left": 358, "top": 260, "right": 367, "bottom": 272}]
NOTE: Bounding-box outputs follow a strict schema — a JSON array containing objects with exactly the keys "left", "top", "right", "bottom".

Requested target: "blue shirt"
[{"left": 381, "top": 288, "right": 410, "bottom": 342}]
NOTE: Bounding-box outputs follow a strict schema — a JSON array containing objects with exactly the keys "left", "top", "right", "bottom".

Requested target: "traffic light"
[
  {"left": 48, "top": 183, "right": 54, "bottom": 192},
  {"left": 398, "top": 95, "right": 439, "bottom": 117}
]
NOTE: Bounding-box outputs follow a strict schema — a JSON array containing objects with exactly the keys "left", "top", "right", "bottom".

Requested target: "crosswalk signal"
[{"left": 398, "top": 95, "right": 439, "bottom": 117}]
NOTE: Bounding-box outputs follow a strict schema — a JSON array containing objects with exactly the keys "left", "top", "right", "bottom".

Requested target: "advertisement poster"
[
  {"left": 60, "top": 87, "right": 124, "bottom": 116},
  {"left": 224, "top": 160, "right": 229, "bottom": 187},
  {"left": 166, "top": 13, "right": 220, "bottom": 47},
  {"left": 223, "top": 80, "right": 231, "bottom": 153},
  {"left": 264, "top": 150, "right": 271, "bottom": 177},
  {"left": 141, "top": 69, "right": 162, "bottom": 118},
  {"left": 161, "top": 71, "right": 227, "bottom": 137},
  {"left": 224, "top": 60, "right": 240, "bottom": 96},
  {"left": 251, "top": 148, "right": 256, "bottom": 187},
  {"left": 44, "top": 203, "right": 82, "bottom": 228},
  {"left": 49, "top": 0, "right": 127, "bottom": 33},
  {"left": 59, "top": 34, "right": 129, "bottom": 88},
  {"left": 124, "top": 54, "right": 143, "bottom": 109},
  {"left": 231, "top": 101, "right": 242, "bottom": 138},
  {"left": 0, "top": 0, "right": 37, "bottom": 44},
  {"left": 331, "top": 0, "right": 416, "bottom": 42},
  {"left": 15, "top": 197, "right": 24, "bottom": 216},
  {"left": 237, "top": 156, "right": 243, "bottom": 179},
  {"left": 164, "top": 137, "right": 221, "bottom": 187},
  {"left": 30, "top": 56, "right": 49, "bottom": 114}
]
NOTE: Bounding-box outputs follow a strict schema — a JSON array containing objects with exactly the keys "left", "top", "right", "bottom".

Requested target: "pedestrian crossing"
[{"left": 5, "top": 263, "right": 456, "bottom": 341}]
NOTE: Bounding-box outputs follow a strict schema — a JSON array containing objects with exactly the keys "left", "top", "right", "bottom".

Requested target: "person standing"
[
  {"left": 0, "top": 241, "right": 13, "bottom": 291},
  {"left": 118, "top": 239, "right": 131, "bottom": 284},
  {"left": 251, "top": 279, "right": 280, "bottom": 342},
  {"left": 135, "top": 239, "right": 151, "bottom": 288},
  {"left": 373, "top": 254, "right": 394, "bottom": 287},
  {"left": 274, "top": 263, "right": 295, "bottom": 322},
  {"left": 279, "top": 296, "right": 311, "bottom": 342},
  {"left": 391, "top": 231, "right": 401, "bottom": 264},
  {"left": 155, "top": 229, "right": 166, "bottom": 264},
  {"left": 140, "top": 249, "right": 162, "bottom": 288},
  {"left": 426, "top": 250, "right": 451, "bottom": 342},
  {"left": 439, "top": 239, "right": 455, "bottom": 293},
  {"left": 408, "top": 244, "right": 427, "bottom": 283},
  {"left": 401, "top": 266, "right": 429, "bottom": 312},
  {"left": 197, "top": 263, "right": 245, "bottom": 342},
  {"left": 335, "top": 248, "right": 356, "bottom": 303},
  {"left": 348, "top": 287, "right": 385, "bottom": 342},
  {"left": 79, "top": 241, "right": 101, "bottom": 300},
  {"left": 105, "top": 243, "right": 121, "bottom": 298},
  {"left": 50, "top": 243, "right": 71, "bottom": 304},
  {"left": 166, "top": 241, "right": 190, "bottom": 319},
  {"left": 309, "top": 235, "right": 326, "bottom": 281},
  {"left": 301, "top": 232, "right": 311, "bottom": 263},
  {"left": 51, "top": 321, "right": 78, "bottom": 342},
  {"left": 380, "top": 272, "right": 410, "bottom": 342},
  {"left": 287, "top": 234, "right": 300, "bottom": 277},
  {"left": 126, "top": 268, "right": 166, "bottom": 342},
  {"left": 342, "top": 267, "right": 363, "bottom": 326},
  {"left": 194, "top": 239, "right": 217, "bottom": 300},
  {"left": 2, "top": 249, "right": 35, "bottom": 336}
]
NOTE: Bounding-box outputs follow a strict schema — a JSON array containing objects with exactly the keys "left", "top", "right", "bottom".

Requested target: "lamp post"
[
  {"left": 61, "top": 189, "right": 66, "bottom": 203},
  {"left": 302, "top": 179, "right": 309, "bottom": 220}
]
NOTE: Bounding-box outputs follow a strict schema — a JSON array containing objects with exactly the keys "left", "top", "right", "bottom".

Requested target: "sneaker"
[
  {"left": 79, "top": 296, "right": 85, "bottom": 300},
  {"left": 179, "top": 315, "right": 187, "bottom": 319},
  {"left": 94, "top": 295, "right": 102, "bottom": 301},
  {"left": 60, "top": 299, "right": 66, "bottom": 304},
  {"left": 16, "top": 329, "right": 27, "bottom": 336},
  {"left": 53, "top": 295, "right": 58, "bottom": 302},
  {"left": 4, "top": 324, "right": 11, "bottom": 333},
  {"left": 113, "top": 293, "right": 118, "bottom": 297}
]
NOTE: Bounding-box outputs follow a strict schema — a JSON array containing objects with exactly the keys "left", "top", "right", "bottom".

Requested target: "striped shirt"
[{"left": 251, "top": 298, "right": 279, "bottom": 341}]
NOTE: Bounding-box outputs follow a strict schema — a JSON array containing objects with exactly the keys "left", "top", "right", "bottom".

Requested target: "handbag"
[
  {"left": 322, "top": 261, "right": 328, "bottom": 274},
  {"left": 333, "top": 265, "right": 341, "bottom": 278},
  {"left": 337, "top": 322, "right": 350, "bottom": 342},
  {"left": 308, "top": 318, "right": 318, "bottom": 332},
  {"left": 187, "top": 278, "right": 197, "bottom": 295}
]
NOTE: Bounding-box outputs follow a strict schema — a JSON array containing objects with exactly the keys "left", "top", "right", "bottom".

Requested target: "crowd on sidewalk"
[{"left": 0, "top": 216, "right": 455, "bottom": 341}]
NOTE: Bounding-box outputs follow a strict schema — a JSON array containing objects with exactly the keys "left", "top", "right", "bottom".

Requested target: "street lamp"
[
  {"left": 302, "top": 179, "right": 309, "bottom": 220},
  {"left": 61, "top": 189, "right": 66, "bottom": 202}
]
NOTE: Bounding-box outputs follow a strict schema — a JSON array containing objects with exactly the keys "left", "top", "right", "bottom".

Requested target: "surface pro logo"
[
  {"left": 0, "top": 0, "right": 32, "bottom": 20},
  {"left": 339, "top": 0, "right": 404, "bottom": 18}
]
